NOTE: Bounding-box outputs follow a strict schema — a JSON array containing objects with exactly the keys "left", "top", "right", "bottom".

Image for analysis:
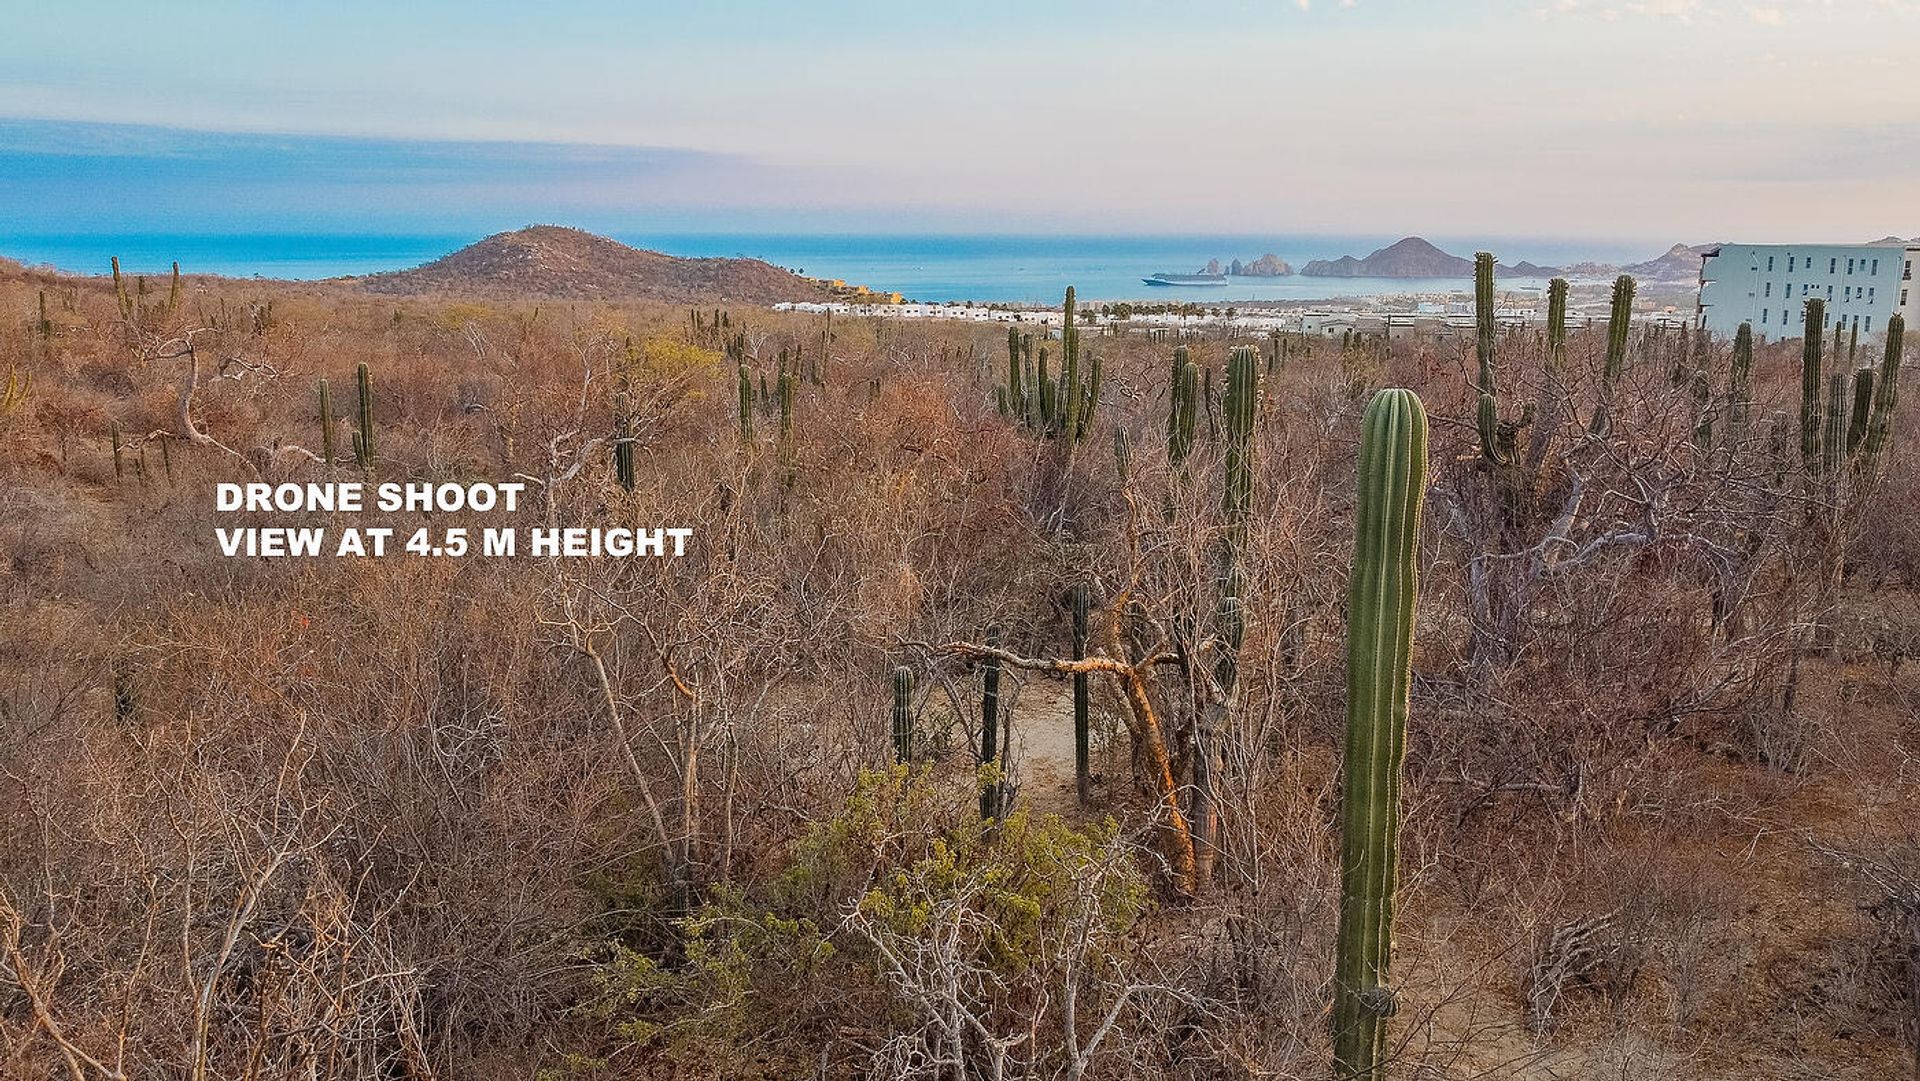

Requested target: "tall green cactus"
[
  {"left": 1822, "top": 370, "right": 1848, "bottom": 480},
  {"left": 891, "top": 666, "right": 914, "bottom": 764},
  {"left": 354, "top": 361, "right": 376, "bottom": 470},
  {"left": 317, "top": 378, "right": 335, "bottom": 467},
  {"left": 1690, "top": 369, "right": 1714, "bottom": 452},
  {"left": 1800, "top": 299, "right": 1825, "bottom": 475},
  {"left": 980, "top": 626, "right": 1003, "bottom": 820},
  {"left": 1169, "top": 346, "right": 1199, "bottom": 466},
  {"left": 1846, "top": 368, "right": 1875, "bottom": 459},
  {"left": 1862, "top": 313, "right": 1904, "bottom": 466},
  {"left": 1728, "top": 323, "right": 1754, "bottom": 439},
  {"left": 1113, "top": 427, "right": 1132, "bottom": 483},
  {"left": 1545, "top": 278, "right": 1569, "bottom": 376},
  {"left": 1062, "top": 286, "right": 1082, "bottom": 439},
  {"left": 1222, "top": 345, "right": 1259, "bottom": 534},
  {"left": 1473, "top": 253, "right": 1504, "bottom": 463},
  {"left": 1070, "top": 584, "right": 1092, "bottom": 806},
  {"left": 737, "top": 363, "right": 754, "bottom": 443},
  {"left": 1591, "top": 275, "right": 1636, "bottom": 435},
  {"left": 1333, "top": 388, "right": 1428, "bottom": 1080}
]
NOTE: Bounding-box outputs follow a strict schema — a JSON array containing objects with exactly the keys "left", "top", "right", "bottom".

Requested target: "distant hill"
[
  {"left": 357, "top": 226, "right": 831, "bottom": 303},
  {"left": 1617, "top": 242, "right": 1719, "bottom": 282},
  {"left": 1300, "top": 237, "right": 1560, "bottom": 279}
]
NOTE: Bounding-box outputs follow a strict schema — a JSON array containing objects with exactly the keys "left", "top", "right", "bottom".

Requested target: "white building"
[{"left": 1697, "top": 242, "right": 1920, "bottom": 341}]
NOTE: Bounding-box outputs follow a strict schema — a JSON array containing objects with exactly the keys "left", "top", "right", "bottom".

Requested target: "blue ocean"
[{"left": 0, "top": 232, "right": 1651, "bottom": 305}]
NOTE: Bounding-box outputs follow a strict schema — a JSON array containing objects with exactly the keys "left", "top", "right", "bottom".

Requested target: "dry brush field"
[{"left": 0, "top": 259, "right": 1917, "bottom": 1080}]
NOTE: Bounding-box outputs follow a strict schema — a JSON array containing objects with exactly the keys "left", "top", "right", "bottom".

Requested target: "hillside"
[
  {"left": 1619, "top": 241, "right": 1719, "bottom": 282},
  {"left": 356, "top": 225, "right": 831, "bottom": 303},
  {"left": 1301, "top": 236, "right": 1562, "bottom": 278}
]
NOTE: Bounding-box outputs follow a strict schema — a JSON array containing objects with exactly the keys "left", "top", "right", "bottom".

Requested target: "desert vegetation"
[{"left": 1, "top": 251, "right": 1917, "bottom": 1080}]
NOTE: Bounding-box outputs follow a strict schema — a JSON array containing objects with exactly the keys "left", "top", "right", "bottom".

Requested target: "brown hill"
[
  {"left": 1301, "top": 236, "right": 1560, "bottom": 279},
  {"left": 357, "top": 225, "right": 830, "bottom": 303}
]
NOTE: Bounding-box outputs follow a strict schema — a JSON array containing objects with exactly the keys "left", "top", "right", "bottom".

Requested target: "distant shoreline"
[{"left": 0, "top": 230, "right": 1696, "bottom": 307}]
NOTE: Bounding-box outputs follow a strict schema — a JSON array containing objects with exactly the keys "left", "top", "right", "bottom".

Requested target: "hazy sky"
[{"left": 3, "top": 1, "right": 1917, "bottom": 243}]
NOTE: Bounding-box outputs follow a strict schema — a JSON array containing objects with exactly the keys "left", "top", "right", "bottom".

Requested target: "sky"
[{"left": 2, "top": 0, "right": 1918, "bottom": 244}]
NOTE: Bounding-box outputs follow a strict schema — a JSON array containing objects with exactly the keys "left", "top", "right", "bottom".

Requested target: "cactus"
[
  {"left": 1862, "top": 314, "right": 1904, "bottom": 466},
  {"left": 1, "top": 365, "right": 28, "bottom": 417},
  {"left": 158, "top": 436, "right": 173, "bottom": 485},
  {"left": 1822, "top": 370, "right": 1847, "bottom": 480},
  {"left": 1473, "top": 253, "right": 1504, "bottom": 463},
  {"left": 1168, "top": 347, "right": 1199, "bottom": 466},
  {"left": 166, "top": 261, "right": 182, "bottom": 318},
  {"left": 317, "top": 378, "right": 335, "bottom": 467},
  {"left": 1690, "top": 369, "right": 1714, "bottom": 451},
  {"left": 1113, "top": 427, "right": 1132, "bottom": 483},
  {"left": 1846, "top": 368, "right": 1874, "bottom": 459},
  {"left": 980, "top": 627, "right": 1002, "bottom": 820},
  {"left": 110, "top": 422, "right": 123, "bottom": 478},
  {"left": 1070, "top": 585, "right": 1092, "bottom": 806},
  {"left": 614, "top": 412, "right": 636, "bottom": 492},
  {"left": 1062, "top": 286, "right": 1082, "bottom": 439},
  {"left": 891, "top": 666, "right": 913, "bottom": 764},
  {"left": 1222, "top": 346, "right": 1259, "bottom": 542},
  {"left": 1545, "top": 278, "right": 1569, "bottom": 376},
  {"left": 1800, "top": 299, "right": 1825, "bottom": 475},
  {"left": 737, "top": 363, "right": 754, "bottom": 442},
  {"left": 1592, "top": 275, "right": 1636, "bottom": 435},
  {"left": 1332, "top": 388, "right": 1428, "bottom": 1080},
  {"left": 353, "top": 362, "right": 376, "bottom": 470},
  {"left": 1727, "top": 323, "right": 1754, "bottom": 438},
  {"left": 111, "top": 257, "right": 133, "bottom": 323}
]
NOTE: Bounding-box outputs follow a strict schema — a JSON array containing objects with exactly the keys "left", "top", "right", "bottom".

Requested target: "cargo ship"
[{"left": 1141, "top": 272, "right": 1230, "bottom": 288}]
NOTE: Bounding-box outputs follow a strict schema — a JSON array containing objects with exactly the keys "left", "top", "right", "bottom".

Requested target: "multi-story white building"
[{"left": 1697, "top": 242, "right": 1920, "bottom": 341}]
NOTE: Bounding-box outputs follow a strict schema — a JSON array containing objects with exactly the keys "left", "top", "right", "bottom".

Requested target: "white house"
[{"left": 1697, "top": 242, "right": 1920, "bottom": 340}]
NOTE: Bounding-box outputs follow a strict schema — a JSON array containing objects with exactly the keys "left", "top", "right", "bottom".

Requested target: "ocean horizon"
[{"left": 0, "top": 231, "right": 1665, "bottom": 305}]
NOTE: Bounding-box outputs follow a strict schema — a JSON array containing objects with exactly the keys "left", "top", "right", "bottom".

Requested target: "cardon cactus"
[
  {"left": 1333, "top": 388, "right": 1428, "bottom": 1079},
  {"left": 1821, "top": 370, "right": 1847, "bottom": 480},
  {"left": 1592, "top": 275, "right": 1636, "bottom": 435},
  {"left": 1728, "top": 322, "right": 1754, "bottom": 438},
  {"left": 1800, "top": 299, "right": 1825, "bottom": 474},
  {"left": 980, "top": 626, "right": 1003, "bottom": 820},
  {"left": 1691, "top": 369, "right": 1714, "bottom": 451},
  {"left": 1061, "top": 286, "right": 1081, "bottom": 438},
  {"left": 1473, "top": 253, "right": 1504, "bottom": 463},
  {"left": 1070, "top": 585, "right": 1092, "bottom": 806},
  {"left": 1169, "top": 346, "right": 1199, "bottom": 466},
  {"left": 737, "top": 363, "right": 754, "bottom": 442},
  {"left": 317, "top": 378, "right": 335, "bottom": 466},
  {"left": 354, "top": 361, "right": 376, "bottom": 470},
  {"left": 1545, "top": 278, "right": 1569, "bottom": 376},
  {"left": 1846, "top": 368, "right": 1875, "bottom": 459},
  {"left": 1862, "top": 313, "right": 1904, "bottom": 466},
  {"left": 891, "top": 666, "right": 913, "bottom": 764}
]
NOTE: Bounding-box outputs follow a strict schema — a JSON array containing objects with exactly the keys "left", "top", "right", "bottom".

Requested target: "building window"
[
  {"left": 1867, "top": 316, "right": 1873, "bottom": 332},
  {"left": 1768, "top": 256, "right": 1775, "bottom": 271},
  {"left": 1848, "top": 258, "right": 1855, "bottom": 274},
  {"left": 1906, "top": 260, "right": 1913, "bottom": 281},
  {"left": 1869, "top": 288, "right": 1875, "bottom": 302},
  {"left": 1827, "top": 285, "right": 1834, "bottom": 299},
  {"left": 1762, "top": 309, "right": 1769, "bottom": 324},
  {"left": 1844, "top": 287, "right": 1852, "bottom": 301},
  {"left": 1831, "top": 258, "right": 1839, "bottom": 273},
  {"left": 1765, "top": 282, "right": 1772, "bottom": 297},
  {"left": 1789, "top": 256, "right": 1796, "bottom": 272},
  {"left": 1872, "top": 259, "right": 1879, "bottom": 275}
]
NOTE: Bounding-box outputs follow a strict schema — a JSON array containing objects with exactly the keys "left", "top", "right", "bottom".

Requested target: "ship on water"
[{"left": 1141, "top": 272, "right": 1230, "bottom": 288}]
